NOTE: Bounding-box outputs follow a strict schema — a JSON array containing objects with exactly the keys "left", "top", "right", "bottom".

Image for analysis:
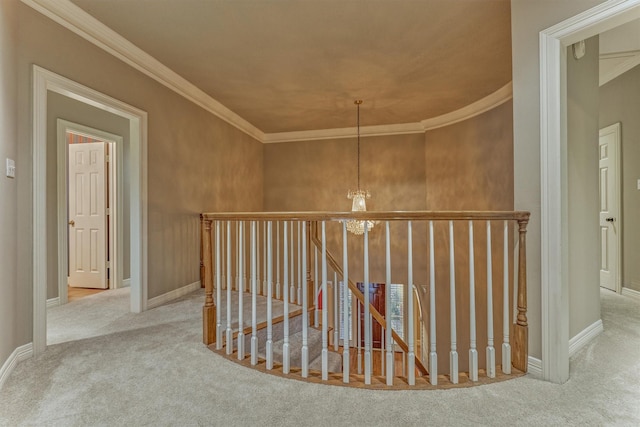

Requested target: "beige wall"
[
  {"left": 511, "top": 0, "right": 605, "bottom": 359},
  {"left": 567, "top": 36, "right": 601, "bottom": 338},
  {"left": 0, "top": 0, "right": 19, "bottom": 369},
  {"left": 46, "top": 92, "right": 131, "bottom": 299},
  {"left": 600, "top": 64, "right": 640, "bottom": 292},
  {"left": 264, "top": 102, "right": 514, "bottom": 374},
  {"left": 13, "top": 2, "right": 264, "bottom": 350}
]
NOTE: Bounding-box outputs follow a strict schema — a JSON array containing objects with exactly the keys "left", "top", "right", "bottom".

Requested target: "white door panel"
[
  {"left": 69, "top": 142, "right": 107, "bottom": 289},
  {"left": 599, "top": 124, "right": 621, "bottom": 292}
]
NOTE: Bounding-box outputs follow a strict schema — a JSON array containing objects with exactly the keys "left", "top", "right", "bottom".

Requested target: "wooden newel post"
[
  {"left": 200, "top": 220, "right": 205, "bottom": 288},
  {"left": 202, "top": 216, "right": 216, "bottom": 345},
  {"left": 512, "top": 217, "right": 529, "bottom": 372}
]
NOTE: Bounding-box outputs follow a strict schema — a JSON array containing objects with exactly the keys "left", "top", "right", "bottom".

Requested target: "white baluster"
[
  {"left": 255, "top": 222, "right": 259, "bottom": 295},
  {"left": 215, "top": 221, "right": 222, "bottom": 350},
  {"left": 242, "top": 221, "right": 251, "bottom": 292},
  {"left": 237, "top": 222, "right": 245, "bottom": 360},
  {"left": 342, "top": 221, "right": 350, "bottom": 383},
  {"left": 468, "top": 221, "right": 478, "bottom": 381},
  {"left": 429, "top": 220, "right": 437, "bottom": 385},
  {"left": 502, "top": 220, "right": 511, "bottom": 374},
  {"left": 282, "top": 221, "right": 290, "bottom": 373},
  {"left": 321, "top": 221, "right": 329, "bottom": 380},
  {"left": 486, "top": 221, "right": 496, "bottom": 378},
  {"left": 276, "top": 222, "right": 281, "bottom": 300},
  {"left": 302, "top": 221, "right": 310, "bottom": 378},
  {"left": 236, "top": 222, "right": 239, "bottom": 292},
  {"left": 449, "top": 220, "right": 458, "bottom": 384},
  {"left": 263, "top": 222, "right": 267, "bottom": 296},
  {"left": 314, "top": 246, "right": 319, "bottom": 327},
  {"left": 226, "top": 221, "right": 233, "bottom": 354},
  {"left": 221, "top": 223, "right": 225, "bottom": 291},
  {"left": 266, "top": 221, "right": 273, "bottom": 369},
  {"left": 357, "top": 296, "right": 362, "bottom": 375},
  {"left": 402, "top": 350, "right": 406, "bottom": 377},
  {"left": 385, "top": 221, "right": 394, "bottom": 386},
  {"left": 334, "top": 271, "right": 339, "bottom": 351},
  {"left": 251, "top": 221, "right": 258, "bottom": 365},
  {"left": 364, "top": 226, "right": 371, "bottom": 385},
  {"left": 407, "top": 221, "right": 415, "bottom": 385},
  {"left": 381, "top": 326, "right": 385, "bottom": 377},
  {"left": 298, "top": 221, "right": 302, "bottom": 305},
  {"left": 290, "top": 221, "right": 295, "bottom": 304}
]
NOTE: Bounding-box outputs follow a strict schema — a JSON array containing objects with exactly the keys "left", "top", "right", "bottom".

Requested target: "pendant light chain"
[{"left": 356, "top": 99, "right": 362, "bottom": 190}]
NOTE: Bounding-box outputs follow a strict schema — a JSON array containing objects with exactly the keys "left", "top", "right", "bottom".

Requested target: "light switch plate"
[
  {"left": 6, "top": 158, "right": 15, "bottom": 178},
  {"left": 637, "top": 179, "right": 640, "bottom": 190}
]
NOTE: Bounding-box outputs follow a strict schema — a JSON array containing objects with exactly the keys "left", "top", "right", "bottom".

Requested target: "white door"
[
  {"left": 68, "top": 142, "right": 108, "bottom": 289},
  {"left": 599, "top": 123, "right": 621, "bottom": 292}
]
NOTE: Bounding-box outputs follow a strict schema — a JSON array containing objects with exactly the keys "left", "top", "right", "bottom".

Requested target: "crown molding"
[
  {"left": 24, "top": 0, "right": 512, "bottom": 145},
  {"left": 21, "top": 0, "right": 265, "bottom": 142},
  {"left": 263, "top": 122, "right": 425, "bottom": 144},
  {"left": 599, "top": 50, "right": 640, "bottom": 86},
  {"left": 265, "top": 83, "right": 513, "bottom": 143},
  {"left": 421, "top": 82, "right": 512, "bottom": 131}
]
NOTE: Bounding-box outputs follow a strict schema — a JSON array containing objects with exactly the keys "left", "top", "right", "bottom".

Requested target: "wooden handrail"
[
  {"left": 202, "top": 210, "right": 530, "bottom": 222},
  {"left": 309, "top": 223, "right": 430, "bottom": 377}
]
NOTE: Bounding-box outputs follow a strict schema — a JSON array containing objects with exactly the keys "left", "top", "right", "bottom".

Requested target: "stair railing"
[
  {"left": 309, "top": 221, "right": 430, "bottom": 382},
  {"left": 200, "top": 210, "right": 530, "bottom": 388}
]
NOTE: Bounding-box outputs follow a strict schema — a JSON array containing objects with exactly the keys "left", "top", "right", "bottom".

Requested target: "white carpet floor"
[{"left": 0, "top": 288, "right": 639, "bottom": 426}]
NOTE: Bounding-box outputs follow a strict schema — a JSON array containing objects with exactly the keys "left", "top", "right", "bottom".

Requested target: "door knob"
[
  {"left": 68, "top": 220, "right": 75, "bottom": 226},
  {"left": 606, "top": 217, "right": 615, "bottom": 222}
]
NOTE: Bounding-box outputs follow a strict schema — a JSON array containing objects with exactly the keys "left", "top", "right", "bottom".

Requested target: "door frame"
[
  {"left": 540, "top": 0, "right": 640, "bottom": 383},
  {"left": 599, "top": 122, "right": 622, "bottom": 294},
  {"left": 56, "top": 120, "right": 124, "bottom": 303},
  {"left": 33, "top": 65, "right": 148, "bottom": 355}
]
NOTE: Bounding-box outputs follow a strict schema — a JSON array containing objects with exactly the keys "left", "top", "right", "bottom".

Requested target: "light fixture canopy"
[{"left": 346, "top": 100, "right": 375, "bottom": 235}]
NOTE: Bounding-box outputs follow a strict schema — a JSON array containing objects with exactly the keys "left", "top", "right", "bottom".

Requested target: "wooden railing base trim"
[
  {"left": 203, "top": 305, "right": 216, "bottom": 345},
  {"left": 208, "top": 343, "right": 524, "bottom": 390},
  {"left": 512, "top": 325, "right": 528, "bottom": 373}
]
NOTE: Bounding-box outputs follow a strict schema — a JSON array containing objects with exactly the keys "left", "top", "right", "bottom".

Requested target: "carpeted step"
[
  {"left": 235, "top": 311, "right": 305, "bottom": 352},
  {"left": 309, "top": 348, "right": 343, "bottom": 373},
  {"left": 263, "top": 327, "right": 342, "bottom": 373}
]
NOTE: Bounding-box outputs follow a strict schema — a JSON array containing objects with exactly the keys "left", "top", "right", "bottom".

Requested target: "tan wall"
[
  {"left": 14, "top": 2, "right": 263, "bottom": 347},
  {"left": 600, "top": 64, "right": 640, "bottom": 292},
  {"left": 567, "top": 36, "right": 601, "bottom": 338},
  {"left": 0, "top": 0, "right": 19, "bottom": 368},
  {"left": 264, "top": 102, "right": 514, "bottom": 374},
  {"left": 46, "top": 92, "right": 131, "bottom": 299},
  {"left": 511, "top": 0, "right": 605, "bottom": 360}
]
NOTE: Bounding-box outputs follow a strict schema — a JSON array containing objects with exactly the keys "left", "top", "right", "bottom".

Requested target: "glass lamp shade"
[{"left": 346, "top": 189, "right": 374, "bottom": 235}]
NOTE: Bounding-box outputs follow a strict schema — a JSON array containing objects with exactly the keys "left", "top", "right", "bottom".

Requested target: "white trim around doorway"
[
  {"left": 539, "top": 0, "right": 640, "bottom": 384},
  {"left": 33, "top": 65, "right": 148, "bottom": 355}
]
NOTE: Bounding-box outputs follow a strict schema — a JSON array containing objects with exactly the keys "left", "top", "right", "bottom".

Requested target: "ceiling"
[
  {"left": 599, "top": 18, "right": 640, "bottom": 86},
  {"left": 70, "top": 0, "right": 512, "bottom": 134}
]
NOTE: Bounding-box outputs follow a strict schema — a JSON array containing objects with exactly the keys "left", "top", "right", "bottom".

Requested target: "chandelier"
[{"left": 346, "top": 100, "right": 375, "bottom": 235}]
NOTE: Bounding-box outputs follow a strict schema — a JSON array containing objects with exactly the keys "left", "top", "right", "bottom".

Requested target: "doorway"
[
  {"left": 57, "top": 120, "right": 124, "bottom": 304},
  {"left": 32, "top": 66, "right": 148, "bottom": 355},
  {"left": 539, "top": 1, "right": 640, "bottom": 383}
]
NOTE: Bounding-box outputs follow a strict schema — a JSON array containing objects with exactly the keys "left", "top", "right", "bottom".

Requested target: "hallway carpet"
[{"left": 1, "top": 288, "right": 638, "bottom": 426}]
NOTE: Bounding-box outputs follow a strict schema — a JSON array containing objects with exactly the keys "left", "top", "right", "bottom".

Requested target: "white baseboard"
[
  {"left": 527, "top": 356, "right": 542, "bottom": 378},
  {"left": 122, "top": 278, "right": 131, "bottom": 288},
  {"left": 0, "top": 343, "right": 33, "bottom": 390},
  {"left": 46, "top": 297, "right": 60, "bottom": 308},
  {"left": 622, "top": 286, "right": 640, "bottom": 300},
  {"left": 569, "top": 319, "right": 604, "bottom": 357},
  {"left": 147, "top": 281, "right": 201, "bottom": 309}
]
